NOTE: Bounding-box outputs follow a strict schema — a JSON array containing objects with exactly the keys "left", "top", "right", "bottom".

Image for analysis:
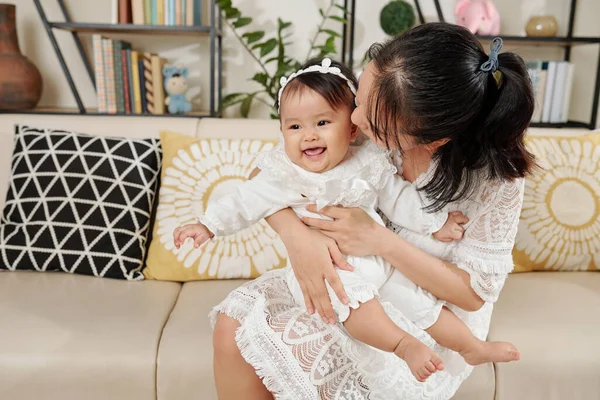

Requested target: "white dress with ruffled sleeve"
[{"left": 202, "top": 141, "right": 447, "bottom": 323}]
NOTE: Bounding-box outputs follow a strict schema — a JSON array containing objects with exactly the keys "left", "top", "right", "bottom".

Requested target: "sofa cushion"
[
  {"left": 0, "top": 125, "right": 162, "bottom": 280},
  {"left": 144, "top": 130, "right": 287, "bottom": 281},
  {"left": 489, "top": 272, "right": 600, "bottom": 400},
  {"left": 513, "top": 133, "right": 600, "bottom": 272},
  {"left": 156, "top": 279, "right": 494, "bottom": 400},
  {"left": 0, "top": 271, "right": 181, "bottom": 400}
]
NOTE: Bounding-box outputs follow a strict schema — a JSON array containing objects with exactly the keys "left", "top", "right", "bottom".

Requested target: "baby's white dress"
[{"left": 201, "top": 140, "right": 447, "bottom": 323}]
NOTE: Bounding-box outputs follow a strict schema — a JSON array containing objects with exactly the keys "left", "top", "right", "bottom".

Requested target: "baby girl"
[{"left": 174, "top": 58, "right": 518, "bottom": 382}]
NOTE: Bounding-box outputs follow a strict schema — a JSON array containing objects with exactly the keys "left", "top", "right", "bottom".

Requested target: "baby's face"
[{"left": 280, "top": 90, "right": 357, "bottom": 173}]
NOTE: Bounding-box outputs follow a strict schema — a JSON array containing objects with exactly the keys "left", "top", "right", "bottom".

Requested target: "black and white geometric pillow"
[{"left": 0, "top": 125, "right": 162, "bottom": 280}]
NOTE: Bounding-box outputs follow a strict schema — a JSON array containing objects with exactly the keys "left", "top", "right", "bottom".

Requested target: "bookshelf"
[
  {"left": 27, "top": 0, "right": 223, "bottom": 119},
  {"left": 343, "top": 0, "right": 600, "bottom": 130}
]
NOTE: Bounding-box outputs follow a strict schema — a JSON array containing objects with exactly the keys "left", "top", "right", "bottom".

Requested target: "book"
[
  {"left": 113, "top": 40, "right": 132, "bottom": 114},
  {"left": 541, "top": 61, "right": 557, "bottom": 123},
  {"left": 532, "top": 62, "right": 549, "bottom": 123},
  {"left": 139, "top": 58, "right": 148, "bottom": 113},
  {"left": 549, "top": 61, "right": 569, "bottom": 124},
  {"left": 170, "top": 0, "right": 176, "bottom": 25},
  {"left": 119, "top": 0, "right": 132, "bottom": 24},
  {"left": 186, "top": 0, "right": 193, "bottom": 25},
  {"left": 144, "top": 0, "right": 151, "bottom": 24},
  {"left": 157, "top": 0, "right": 164, "bottom": 25},
  {"left": 193, "top": 0, "right": 202, "bottom": 26},
  {"left": 560, "top": 63, "right": 575, "bottom": 123},
  {"left": 102, "top": 39, "right": 117, "bottom": 114},
  {"left": 143, "top": 52, "right": 155, "bottom": 114},
  {"left": 176, "top": 0, "right": 182, "bottom": 25},
  {"left": 131, "top": 51, "right": 142, "bottom": 114},
  {"left": 111, "top": 0, "right": 118, "bottom": 24},
  {"left": 132, "top": 0, "right": 144, "bottom": 24},
  {"left": 164, "top": 0, "right": 170, "bottom": 25},
  {"left": 151, "top": 55, "right": 167, "bottom": 114},
  {"left": 152, "top": 0, "right": 157, "bottom": 24},
  {"left": 121, "top": 50, "right": 132, "bottom": 114},
  {"left": 126, "top": 50, "right": 136, "bottom": 113},
  {"left": 92, "top": 35, "right": 107, "bottom": 113}
]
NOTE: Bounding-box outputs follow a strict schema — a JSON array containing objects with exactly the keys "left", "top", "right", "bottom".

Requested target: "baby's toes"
[
  {"left": 425, "top": 360, "right": 437, "bottom": 374},
  {"left": 432, "top": 354, "right": 445, "bottom": 371}
]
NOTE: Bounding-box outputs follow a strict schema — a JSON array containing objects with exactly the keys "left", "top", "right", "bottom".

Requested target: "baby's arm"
[{"left": 377, "top": 174, "right": 450, "bottom": 236}]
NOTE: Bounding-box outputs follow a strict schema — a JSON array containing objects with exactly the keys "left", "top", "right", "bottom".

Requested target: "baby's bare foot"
[
  {"left": 461, "top": 340, "right": 520, "bottom": 366},
  {"left": 394, "top": 335, "right": 445, "bottom": 382}
]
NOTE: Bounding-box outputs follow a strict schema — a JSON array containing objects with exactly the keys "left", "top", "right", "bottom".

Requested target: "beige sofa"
[{"left": 0, "top": 114, "right": 598, "bottom": 400}]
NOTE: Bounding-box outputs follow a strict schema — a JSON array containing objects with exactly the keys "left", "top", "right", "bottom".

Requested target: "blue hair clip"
[
  {"left": 480, "top": 37, "right": 503, "bottom": 88},
  {"left": 480, "top": 37, "right": 503, "bottom": 72}
]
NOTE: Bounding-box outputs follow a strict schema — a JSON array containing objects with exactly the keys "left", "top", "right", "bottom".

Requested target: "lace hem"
[{"left": 453, "top": 241, "right": 515, "bottom": 274}]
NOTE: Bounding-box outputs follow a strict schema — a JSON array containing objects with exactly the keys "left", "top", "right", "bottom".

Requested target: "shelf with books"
[
  {"left": 0, "top": 108, "right": 215, "bottom": 118},
  {"left": 50, "top": 22, "right": 221, "bottom": 37},
  {"left": 33, "top": 0, "right": 222, "bottom": 119},
  {"left": 477, "top": 35, "right": 600, "bottom": 47}
]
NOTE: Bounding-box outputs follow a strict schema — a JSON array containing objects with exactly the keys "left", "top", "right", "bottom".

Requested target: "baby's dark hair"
[
  {"left": 367, "top": 22, "right": 535, "bottom": 211},
  {"left": 275, "top": 58, "right": 358, "bottom": 113}
]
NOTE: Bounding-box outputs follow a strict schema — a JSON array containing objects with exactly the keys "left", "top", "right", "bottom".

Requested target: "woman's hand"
[
  {"left": 275, "top": 216, "right": 354, "bottom": 324},
  {"left": 301, "top": 205, "right": 383, "bottom": 257}
]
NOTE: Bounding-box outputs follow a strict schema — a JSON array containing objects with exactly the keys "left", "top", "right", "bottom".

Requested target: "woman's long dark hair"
[{"left": 367, "top": 23, "right": 535, "bottom": 211}]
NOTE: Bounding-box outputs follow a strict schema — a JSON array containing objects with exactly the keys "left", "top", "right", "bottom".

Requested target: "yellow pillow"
[
  {"left": 144, "top": 130, "right": 288, "bottom": 281},
  {"left": 513, "top": 133, "right": 600, "bottom": 272}
]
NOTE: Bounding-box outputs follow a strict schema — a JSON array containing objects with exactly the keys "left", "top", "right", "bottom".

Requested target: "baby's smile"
[{"left": 302, "top": 146, "right": 327, "bottom": 158}]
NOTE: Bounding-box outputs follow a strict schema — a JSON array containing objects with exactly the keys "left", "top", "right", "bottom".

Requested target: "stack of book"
[
  {"left": 93, "top": 35, "right": 168, "bottom": 115},
  {"left": 527, "top": 61, "right": 575, "bottom": 124},
  {"left": 112, "top": 0, "right": 203, "bottom": 26}
]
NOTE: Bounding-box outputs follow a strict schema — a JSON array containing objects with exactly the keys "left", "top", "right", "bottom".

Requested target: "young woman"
[{"left": 211, "top": 22, "right": 534, "bottom": 400}]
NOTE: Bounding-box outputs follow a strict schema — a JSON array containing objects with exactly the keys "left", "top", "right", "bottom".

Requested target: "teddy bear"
[
  {"left": 163, "top": 64, "right": 192, "bottom": 114},
  {"left": 455, "top": 0, "right": 501, "bottom": 36}
]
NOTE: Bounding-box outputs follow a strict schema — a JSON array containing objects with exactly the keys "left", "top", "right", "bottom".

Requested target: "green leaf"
[
  {"left": 251, "top": 73, "right": 269, "bottom": 87},
  {"left": 264, "top": 56, "right": 279, "bottom": 64},
  {"left": 251, "top": 41, "right": 266, "bottom": 50},
  {"left": 224, "top": 7, "right": 241, "bottom": 19},
  {"left": 334, "top": 4, "right": 349, "bottom": 13},
  {"left": 240, "top": 94, "right": 256, "bottom": 118},
  {"left": 278, "top": 18, "right": 292, "bottom": 30},
  {"left": 216, "top": 0, "right": 232, "bottom": 9},
  {"left": 270, "top": 113, "right": 279, "bottom": 120},
  {"left": 325, "top": 36, "right": 336, "bottom": 47},
  {"left": 242, "top": 31, "right": 265, "bottom": 44},
  {"left": 233, "top": 17, "right": 252, "bottom": 28},
  {"left": 260, "top": 39, "right": 278, "bottom": 57},
  {"left": 320, "top": 29, "right": 342, "bottom": 38},
  {"left": 329, "top": 15, "right": 347, "bottom": 24},
  {"left": 221, "top": 92, "right": 247, "bottom": 109},
  {"left": 319, "top": 8, "right": 325, "bottom": 17}
]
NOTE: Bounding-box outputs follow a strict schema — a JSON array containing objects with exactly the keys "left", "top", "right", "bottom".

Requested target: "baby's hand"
[
  {"left": 432, "top": 211, "right": 469, "bottom": 242},
  {"left": 173, "top": 223, "right": 214, "bottom": 249}
]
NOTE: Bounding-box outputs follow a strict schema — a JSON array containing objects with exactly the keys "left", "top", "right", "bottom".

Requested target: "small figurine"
[
  {"left": 163, "top": 64, "right": 192, "bottom": 114},
  {"left": 455, "top": 0, "right": 501, "bottom": 36}
]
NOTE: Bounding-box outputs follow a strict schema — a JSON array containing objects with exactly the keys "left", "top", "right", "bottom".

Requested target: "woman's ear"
[{"left": 425, "top": 138, "right": 450, "bottom": 152}]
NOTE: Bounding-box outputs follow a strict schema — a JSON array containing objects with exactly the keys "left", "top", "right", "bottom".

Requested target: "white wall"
[{"left": 11, "top": 0, "right": 600, "bottom": 125}]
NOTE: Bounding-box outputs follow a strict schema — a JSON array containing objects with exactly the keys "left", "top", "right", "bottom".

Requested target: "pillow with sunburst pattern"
[
  {"left": 513, "top": 132, "right": 600, "bottom": 272},
  {"left": 143, "top": 130, "right": 287, "bottom": 281}
]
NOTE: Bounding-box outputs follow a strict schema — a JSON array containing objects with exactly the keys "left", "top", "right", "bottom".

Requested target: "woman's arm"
[
  {"left": 376, "top": 225, "right": 484, "bottom": 311},
  {"left": 301, "top": 205, "right": 484, "bottom": 312},
  {"left": 265, "top": 209, "right": 354, "bottom": 323}
]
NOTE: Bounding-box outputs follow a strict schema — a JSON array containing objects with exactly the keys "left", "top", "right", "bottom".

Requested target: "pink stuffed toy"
[{"left": 455, "top": 0, "right": 500, "bottom": 36}]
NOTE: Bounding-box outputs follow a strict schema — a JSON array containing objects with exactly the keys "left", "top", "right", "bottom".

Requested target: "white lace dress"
[{"left": 209, "top": 152, "right": 525, "bottom": 400}]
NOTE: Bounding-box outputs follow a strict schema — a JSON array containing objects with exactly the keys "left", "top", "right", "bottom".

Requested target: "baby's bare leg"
[
  {"left": 343, "top": 299, "right": 444, "bottom": 382},
  {"left": 425, "top": 306, "right": 520, "bottom": 365}
]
